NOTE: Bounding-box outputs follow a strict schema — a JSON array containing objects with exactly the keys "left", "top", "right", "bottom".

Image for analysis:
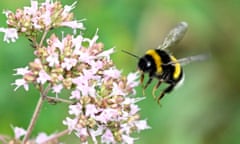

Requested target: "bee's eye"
[{"left": 147, "top": 61, "right": 151, "bottom": 67}]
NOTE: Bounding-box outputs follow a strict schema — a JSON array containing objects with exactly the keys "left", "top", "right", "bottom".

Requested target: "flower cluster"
[
  {"left": 63, "top": 64, "right": 149, "bottom": 144},
  {"left": 13, "top": 31, "right": 150, "bottom": 143},
  {"left": 1, "top": 0, "right": 150, "bottom": 143},
  {"left": 0, "top": 0, "right": 84, "bottom": 43},
  {"left": 12, "top": 31, "right": 108, "bottom": 95}
]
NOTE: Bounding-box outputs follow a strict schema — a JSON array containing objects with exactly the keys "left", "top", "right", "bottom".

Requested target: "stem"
[
  {"left": 22, "top": 95, "right": 44, "bottom": 144},
  {"left": 41, "top": 129, "right": 70, "bottom": 143},
  {"left": 39, "top": 29, "right": 49, "bottom": 47},
  {"left": 45, "top": 96, "right": 75, "bottom": 105}
]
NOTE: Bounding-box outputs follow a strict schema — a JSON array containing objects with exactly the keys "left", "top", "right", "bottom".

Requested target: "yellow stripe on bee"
[
  {"left": 170, "top": 55, "right": 181, "bottom": 79},
  {"left": 146, "top": 49, "right": 162, "bottom": 74}
]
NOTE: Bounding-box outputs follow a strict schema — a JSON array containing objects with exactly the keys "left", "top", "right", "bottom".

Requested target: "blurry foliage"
[{"left": 0, "top": 0, "right": 240, "bottom": 144}]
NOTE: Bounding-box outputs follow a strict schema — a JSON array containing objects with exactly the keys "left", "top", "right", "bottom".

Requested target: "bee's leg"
[
  {"left": 157, "top": 83, "right": 175, "bottom": 104},
  {"left": 140, "top": 73, "right": 145, "bottom": 95},
  {"left": 142, "top": 77, "right": 153, "bottom": 96},
  {"left": 152, "top": 80, "right": 162, "bottom": 99},
  {"left": 143, "top": 77, "right": 153, "bottom": 90},
  {"left": 140, "top": 73, "right": 144, "bottom": 85}
]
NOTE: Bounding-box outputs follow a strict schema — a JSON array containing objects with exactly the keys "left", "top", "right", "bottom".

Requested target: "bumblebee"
[{"left": 122, "top": 21, "right": 209, "bottom": 104}]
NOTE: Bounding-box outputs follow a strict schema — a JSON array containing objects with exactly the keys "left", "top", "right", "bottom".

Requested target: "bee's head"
[
  {"left": 121, "top": 50, "right": 153, "bottom": 72},
  {"left": 138, "top": 57, "right": 152, "bottom": 72}
]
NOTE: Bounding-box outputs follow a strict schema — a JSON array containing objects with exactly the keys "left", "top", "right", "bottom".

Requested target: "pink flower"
[
  {"left": 0, "top": 28, "right": 18, "bottom": 43},
  {"left": 69, "top": 103, "right": 82, "bottom": 116},
  {"left": 12, "top": 79, "right": 29, "bottom": 91},
  {"left": 72, "top": 74, "right": 97, "bottom": 97},
  {"left": 120, "top": 123, "right": 132, "bottom": 135},
  {"left": 60, "top": 20, "right": 85, "bottom": 30},
  {"left": 87, "top": 60, "right": 103, "bottom": 72},
  {"left": 134, "top": 120, "right": 151, "bottom": 132},
  {"left": 61, "top": 58, "right": 77, "bottom": 70},
  {"left": 77, "top": 83, "right": 96, "bottom": 97},
  {"left": 42, "top": 11, "right": 52, "bottom": 26},
  {"left": 13, "top": 67, "right": 30, "bottom": 76},
  {"left": 103, "top": 68, "right": 121, "bottom": 79},
  {"left": 82, "top": 69, "right": 100, "bottom": 81},
  {"left": 12, "top": 126, "right": 26, "bottom": 139},
  {"left": 52, "top": 84, "right": 63, "bottom": 95},
  {"left": 36, "top": 70, "right": 51, "bottom": 84},
  {"left": 70, "top": 90, "right": 81, "bottom": 99},
  {"left": 85, "top": 104, "right": 98, "bottom": 117},
  {"left": 72, "top": 76, "right": 84, "bottom": 85},
  {"left": 78, "top": 52, "right": 95, "bottom": 63},
  {"left": 122, "top": 134, "right": 135, "bottom": 144},
  {"left": 101, "top": 129, "right": 115, "bottom": 144},
  {"left": 52, "top": 37, "right": 65, "bottom": 54},
  {"left": 31, "top": 17, "right": 42, "bottom": 30},
  {"left": 127, "top": 72, "right": 139, "bottom": 88},
  {"left": 24, "top": 0, "right": 38, "bottom": 15},
  {"left": 62, "top": 1, "right": 77, "bottom": 16},
  {"left": 95, "top": 108, "right": 119, "bottom": 124},
  {"left": 46, "top": 52, "right": 59, "bottom": 67},
  {"left": 129, "top": 104, "right": 140, "bottom": 115},
  {"left": 110, "top": 82, "right": 126, "bottom": 96},
  {"left": 75, "top": 127, "right": 88, "bottom": 138},
  {"left": 97, "top": 48, "right": 114, "bottom": 60},
  {"left": 89, "top": 127, "right": 103, "bottom": 144},
  {"left": 35, "top": 132, "right": 52, "bottom": 144},
  {"left": 62, "top": 117, "right": 78, "bottom": 132}
]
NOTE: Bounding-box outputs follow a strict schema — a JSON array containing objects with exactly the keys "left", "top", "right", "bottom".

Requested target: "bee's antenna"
[{"left": 121, "top": 50, "right": 140, "bottom": 59}]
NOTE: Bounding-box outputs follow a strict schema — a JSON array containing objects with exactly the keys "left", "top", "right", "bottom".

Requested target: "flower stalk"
[
  {"left": 41, "top": 129, "right": 70, "bottom": 144},
  {"left": 22, "top": 95, "right": 44, "bottom": 144}
]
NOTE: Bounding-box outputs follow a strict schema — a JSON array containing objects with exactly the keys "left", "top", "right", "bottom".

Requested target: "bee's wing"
[
  {"left": 165, "top": 53, "right": 210, "bottom": 66},
  {"left": 158, "top": 21, "right": 188, "bottom": 50}
]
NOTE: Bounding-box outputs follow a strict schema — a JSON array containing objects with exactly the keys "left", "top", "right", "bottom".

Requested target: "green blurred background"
[{"left": 1, "top": 0, "right": 240, "bottom": 144}]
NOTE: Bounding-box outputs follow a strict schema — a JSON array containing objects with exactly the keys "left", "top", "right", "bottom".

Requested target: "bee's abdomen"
[{"left": 155, "top": 50, "right": 183, "bottom": 82}]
